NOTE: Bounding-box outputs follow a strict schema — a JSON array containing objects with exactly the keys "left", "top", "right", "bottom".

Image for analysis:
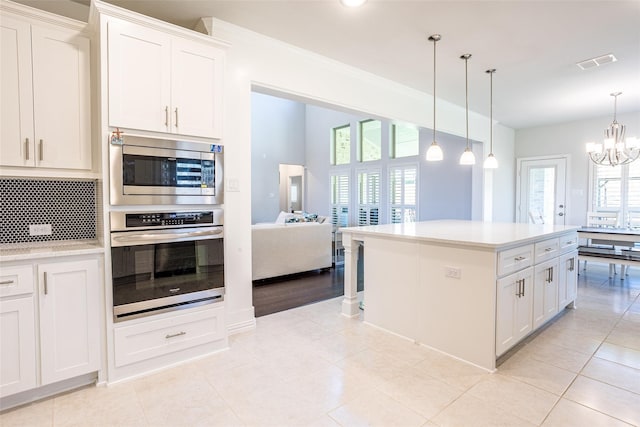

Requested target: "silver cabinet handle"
[
  {"left": 544, "top": 247, "right": 554, "bottom": 252},
  {"left": 174, "top": 107, "right": 179, "bottom": 127},
  {"left": 39, "top": 139, "right": 43, "bottom": 161},
  {"left": 25, "top": 138, "right": 30, "bottom": 160},
  {"left": 521, "top": 278, "right": 525, "bottom": 297},
  {"left": 566, "top": 241, "right": 573, "bottom": 245},
  {"left": 569, "top": 258, "right": 575, "bottom": 272},
  {"left": 0, "top": 280, "right": 15, "bottom": 285},
  {"left": 165, "top": 106, "right": 169, "bottom": 127},
  {"left": 514, "top": 256, "right": 526, "bottom": 261},
  {"left": 165, "top": 331, "right": 186, "bottom": 339},
  {"left": 43, "top": 272, "right": 48, "bottom": 295}
]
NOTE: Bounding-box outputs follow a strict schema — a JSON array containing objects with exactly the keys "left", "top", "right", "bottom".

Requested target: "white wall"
[
  {"left": 251, "top": 92, "right": 306, "bottom": 224},
  {"left": 514, "top": 111, "right": 640, "bottom": 226}
]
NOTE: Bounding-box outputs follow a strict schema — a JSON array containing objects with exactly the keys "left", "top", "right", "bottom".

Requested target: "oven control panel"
[{"left": 125, "top": 211, "right": 214, "bottom": 228}]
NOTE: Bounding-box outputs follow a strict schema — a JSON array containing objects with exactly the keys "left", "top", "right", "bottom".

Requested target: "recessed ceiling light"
[
  {"left": 340, "top": 0, "right": 367, "bottom": 7},
  {"left": 576, "top": 53, "right": 617, "bottom": 70}
]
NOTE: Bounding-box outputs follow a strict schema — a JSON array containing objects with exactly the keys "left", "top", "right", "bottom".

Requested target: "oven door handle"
[{"left": 112, "top": 228, "right": 223, "bottom": 245}]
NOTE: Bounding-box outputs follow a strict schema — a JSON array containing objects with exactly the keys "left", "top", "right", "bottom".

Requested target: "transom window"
[
  {"left": 358, "top": 119, "right": 381, "bottom": 162},
  {"left": 390, "top": 124, "right": 419, "bottom": 158},
  {"left": 331, "top": 125, "right": 351, "bottom": 166}
]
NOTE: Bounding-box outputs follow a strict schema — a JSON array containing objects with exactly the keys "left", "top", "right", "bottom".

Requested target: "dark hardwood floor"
[{"left": 252, "top": 265, "right": 363, "bottom": 317}]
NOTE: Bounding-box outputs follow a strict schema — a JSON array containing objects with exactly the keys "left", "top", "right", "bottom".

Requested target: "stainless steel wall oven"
[
  {"left": 110, "top": 135, "right": 223, "bottom": 205},
  {"left": 110, "top": 210, "right": 224, "bottom": 322}
]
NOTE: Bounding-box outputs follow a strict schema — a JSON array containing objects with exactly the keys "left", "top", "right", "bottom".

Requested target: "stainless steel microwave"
[{"left": 110, "top": 135, "right": 223, "bottom": 205}]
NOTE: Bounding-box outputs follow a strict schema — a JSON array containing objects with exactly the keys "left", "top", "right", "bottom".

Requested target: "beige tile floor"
[{"left": 2, "top": 263, "right": 639, "bottom": 426}]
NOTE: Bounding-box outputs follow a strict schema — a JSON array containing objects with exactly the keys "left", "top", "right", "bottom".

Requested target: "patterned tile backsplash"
[{"left": 0, "top": 178, "right": 97, "bottom": 244}]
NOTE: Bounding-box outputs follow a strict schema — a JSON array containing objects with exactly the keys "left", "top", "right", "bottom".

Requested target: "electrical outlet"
[
  {"left": 29, "top": 224, "right": 52, "bottom": 236},
  {"left": 445, "top": 266, "right": 462, "bottom": 279}
]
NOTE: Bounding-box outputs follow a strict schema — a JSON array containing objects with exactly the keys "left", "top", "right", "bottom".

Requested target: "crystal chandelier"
[{"left": 586, "top": 92, "right": 639, "bottom": 166}]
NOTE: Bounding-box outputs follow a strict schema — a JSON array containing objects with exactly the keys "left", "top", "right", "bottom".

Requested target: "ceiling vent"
[{"left": 576, "top": 53, "right": 617, "bottom": 70}]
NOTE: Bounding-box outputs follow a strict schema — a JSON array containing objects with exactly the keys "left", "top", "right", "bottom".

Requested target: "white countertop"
[
  {"left": 340, "top": 220, "right": 579, "bottom": 249},
  {"left": 0, "top": 240, "right": 104, "bottom": 262}
]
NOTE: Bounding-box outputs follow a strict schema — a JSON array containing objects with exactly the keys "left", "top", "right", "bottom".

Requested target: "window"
[
  {"left": 391, "top": 123, "right": 419, "bottom": 158},
  {"left": 358, "top": 170, "right": 380, "bottom": 225},
  {"left": 331, "top": 125, "right": 350, "bottom": 165},
  {"left": 389, "top": 165, "right": 417, "bottom": 223},
  {"left": 358, "top": 120, "right": 381, "bottom": 162},
  {"left": 331, "top": 173, "right": 350, "bottom": 227},
  {"left": 591, "top": 161, "right": 640, "bottom": 226}
]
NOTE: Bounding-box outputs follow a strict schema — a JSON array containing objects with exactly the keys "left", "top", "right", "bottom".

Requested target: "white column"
[{"left": 341, "top": 231, "right": 360, "bottom": 317}]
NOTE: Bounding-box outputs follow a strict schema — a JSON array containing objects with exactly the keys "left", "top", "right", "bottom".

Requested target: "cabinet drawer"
[
  {"left": 0, "top": 265, "right": 34, "bottom": 298},
  {"left": 534, "top": 237, "right": 560, "bottom": 263},
  {"left": 114, "top": 305, "right": 225, "bottom": 367},
  {"left": 559, "top": 233, "right": 578, "bottom": 253},
  {"left": 498, "top": 244, "right": 534, "bottom": 277}
]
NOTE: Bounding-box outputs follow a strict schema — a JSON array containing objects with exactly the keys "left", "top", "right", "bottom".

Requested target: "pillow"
[{"left": 275, "top": 211, "right": 292, "bottom": 224}]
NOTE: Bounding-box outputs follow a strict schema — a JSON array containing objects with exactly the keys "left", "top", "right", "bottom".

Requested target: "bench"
[{"left": 578, "top": 245, "right": 640, "bottom": 278}]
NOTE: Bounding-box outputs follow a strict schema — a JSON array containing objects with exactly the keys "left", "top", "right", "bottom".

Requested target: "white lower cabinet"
[
  {"left": 533, "top": 258, "right": 559, "bottom": 329},
  {"left": 0, "top": 256, "right": 101, "bottom": 398},
  {"left": 114, "top": 304, "right": 225, "bottom": 367},
  {"left": 0, "top": 296, "right": 37, "bottom": 396},
  {"left": 38, "top": 259, "right": 100, "bottom": 385},
  {"left": 496, "top": 267, "right": 533, "bottom": 356}
]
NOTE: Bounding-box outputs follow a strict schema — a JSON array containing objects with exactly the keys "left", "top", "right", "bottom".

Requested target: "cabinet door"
[
  {"left": 533, "top": 259, "right": 559, "bottom": 329},
  {"left": 496, "top": 267, "right": 533, "bottom": 356},
  {"left": 558, "top": 251, "right": 578, "bottom": 308},
  {"left": 0, "top": 296, "right": 37, "bottom": 397},
  {"left": 0, "top": 15, "right": 34, "bottom": 167},
  {"left": 107, "top": 18, "right": 171, "bottom": 133},
  {"left": 31, "top": 25, "right": 91, "bottom": 170},
  {"left": 38, "top": 259, "right": 100, "bottom": 385},
  {"left": 171, "top": 39, "right": 224, "bottom": 138}
]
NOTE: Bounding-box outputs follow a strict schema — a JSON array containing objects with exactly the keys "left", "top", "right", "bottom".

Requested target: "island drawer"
[
  {"left": 498, "top": 244, "right": 534, "bottom": 277},
  {"left": 559, "top": 233, "right": 579, "bottom": 253},
  {"left": 113, "top": 304, "right": 225, "bottom": 367},
  {"left": 534, "top": 237, "right": 560, "bottom": 263}
]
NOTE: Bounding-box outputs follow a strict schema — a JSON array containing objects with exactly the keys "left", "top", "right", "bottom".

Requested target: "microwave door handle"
[{"left": 113, "top": 229, "right": 223, "bottom": 243}]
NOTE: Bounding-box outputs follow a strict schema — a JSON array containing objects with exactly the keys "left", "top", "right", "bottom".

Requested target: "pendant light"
[
  {"left": 484, "top": 69, "right": 498, "bottom": 169},
  {"left": 459, "top": 54, "right": 475, "bottom": 165},
  {"left": 426, "top": 34, "right": 443, "bottom": 161}
]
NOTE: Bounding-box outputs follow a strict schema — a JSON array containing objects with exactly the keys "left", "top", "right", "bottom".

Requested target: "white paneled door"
[{"left": 517, "top": 156, "right": 567, "bottom": 225}]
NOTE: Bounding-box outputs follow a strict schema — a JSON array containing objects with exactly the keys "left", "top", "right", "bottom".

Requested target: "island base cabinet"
[
  {"left": 38, "top": 259, "right": 100, "bottom": 386},
  {"left": 558, "top": 251, "right": 578, "bottom": 309},
  {"left": 533, "top": 258, "right": 559, "bottom": 329},
  {"left": 496, "top": 267, "right": 533, "bottom": 357}
]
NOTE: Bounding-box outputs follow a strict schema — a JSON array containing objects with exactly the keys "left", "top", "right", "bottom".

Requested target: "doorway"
[
  {"left": 517, "top": 156, "right": 568, "bottom": 225},
  {"left": 279, "top": 164, "right": 304, "bottom": 213}
]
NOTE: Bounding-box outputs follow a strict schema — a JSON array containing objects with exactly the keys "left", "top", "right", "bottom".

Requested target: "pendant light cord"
[
  {"left": 432, "top": 37, "right": 437, "bottom": 143},
  {"left": 489, "top": 69, "right": 493, "bottom": 153},
  {"left": 465, "top": 56, "right": 469, "bottom": 149}
]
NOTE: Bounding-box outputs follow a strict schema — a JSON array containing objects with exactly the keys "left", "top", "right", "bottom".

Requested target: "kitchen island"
[{"left": 340, "top": 220, "right": 580, "bottom": 371}]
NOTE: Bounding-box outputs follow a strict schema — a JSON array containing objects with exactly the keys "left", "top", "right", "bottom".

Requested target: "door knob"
[{"left": 558, "top": 212, "right": 564, "bottom": 216}]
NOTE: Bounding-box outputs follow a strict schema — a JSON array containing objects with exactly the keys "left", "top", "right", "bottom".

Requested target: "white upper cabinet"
[
  {"left": 0, "top": 15, "right": 34, "bottom": 167},
  {"left": 107, "top": 17, "right": 224, "bottom": 139},
  {"left": 0, "top": 12, "right": 91, "bottom": 170},
  {"left": 31, "top": 25, "right": 91, "bottom": 170},
  {"left": 107, "top": 19, "right": 171, "bottom": 134}
]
